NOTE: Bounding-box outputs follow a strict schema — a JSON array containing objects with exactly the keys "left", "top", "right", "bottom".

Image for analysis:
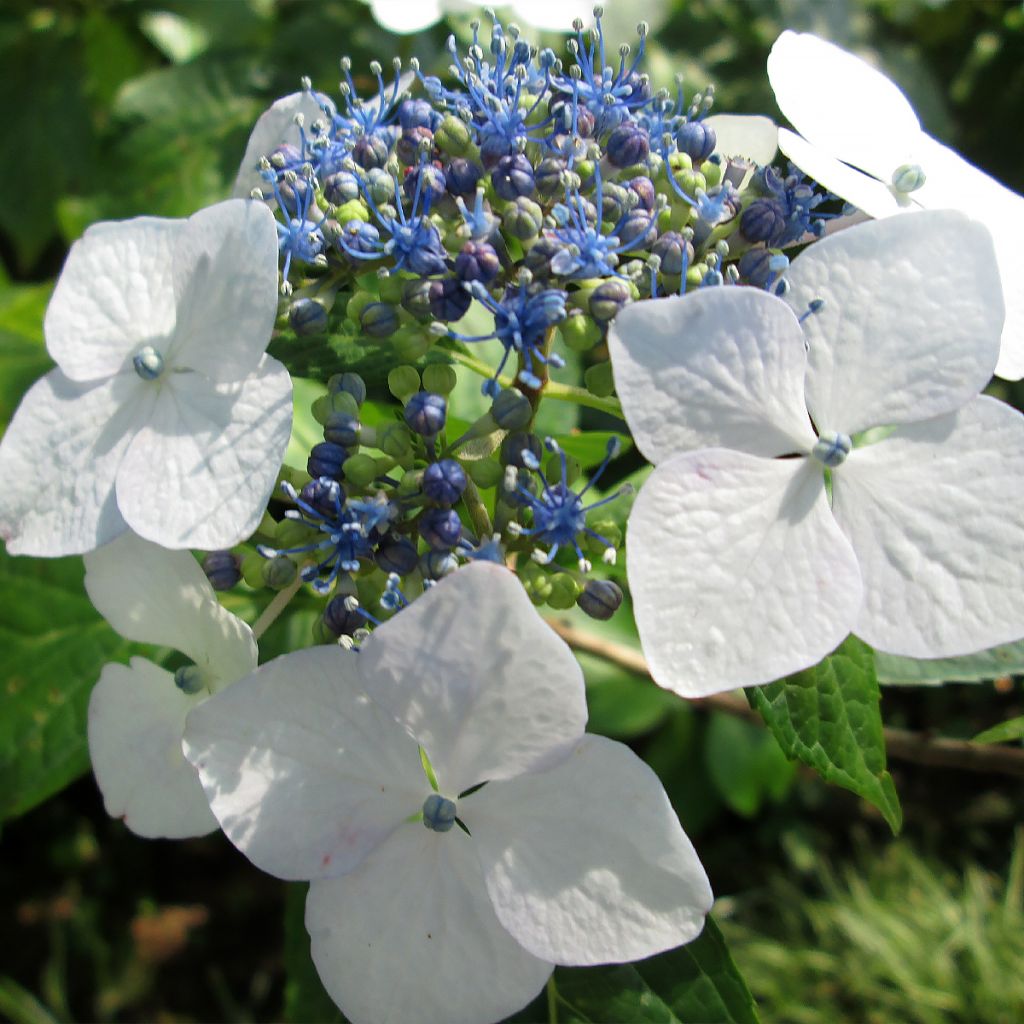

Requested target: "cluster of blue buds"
[{"left": 227, "top": 5, "right": 841, "bottom": 638}]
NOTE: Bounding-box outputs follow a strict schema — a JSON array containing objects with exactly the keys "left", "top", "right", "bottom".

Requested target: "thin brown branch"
[{"left": 548, "top": 619, "right": 1024, "bottom": 779}]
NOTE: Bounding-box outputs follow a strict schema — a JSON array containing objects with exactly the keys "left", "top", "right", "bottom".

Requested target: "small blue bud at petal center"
[
  {"left": 811, "top": 431, "right": 852, "bottom": 468},
  {"left": 133, "top": 346, "right": 164, "bottom": 381},
  {"left": 891, "top": 163, "right": 926, "bottom": 194},
  {"left": 422, "top": 793, "right": 457, "bottom": 833}
]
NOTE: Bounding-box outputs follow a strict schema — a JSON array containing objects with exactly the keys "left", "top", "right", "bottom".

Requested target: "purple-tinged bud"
[
  {"left": 737, "top": 248, "right": 775, "bottom": 288},
  {"left": 492, "top": 154, "right": 535, "bottom": 200},
  {"left": 618, "top": 209, "right": 658, "bottom": 249},
  {"left": 289, "top": 297, "right": 329, "bottom": 336},
  {"left": 607, "top": 122, "right": 650, "bottom": 168},
  {"left": 651, "top": 231, "right": 693, "bottom": 276},
  {"left": 202, "top": 551, "right": 241, "bottom": 591},
  {"left": 501, "top": 432, "right": 543, "bottom": 468},
  {"left": 420, "top": 507, "right": 462, "bottom": 549},
  {"left": 490, "top": 388, "right": 533, "bottom": 430},
  {"left": 577, "top": 578, "right": 623, "bottom": 620},
  {"left": 323, "top": 593, "right": 366, "bottom": 637},
  {"left": 628, "top": 176, "right": 657, "bottom": 211},
  {"left": 360, "top": 301, "right": 400, "bottom": 338},
  {"left": 535, "top": 157, "right": 567, "bottom": 198},
  {"left": 337, "top": 220, "right": 380, "bottom": 259},
  {"left": 454, "top": 240, "right": 500, "bottom": 283},
  {"left": 323, "top": 412, "right": 361, "bottom": 447},
  {"left": 522, "top": 235, "right": 561, "bottom": 278},
  {"left": 428, "top": 278, "right": 472, "bottom": 322},
  {"left": 590, "top": 279, "right": 632, "bottom": 324},
  {"left": 328, "top": 372, "right": 367, "bottom": 406},
  {"left": 423, "top": 459, "right": 468, "bottom": 505},
  {"left": 740, "top": 199, "right": 787, "bottom": 244},
  {"left": 503, "top": 196, "right": 544, "bottom": 240},
  {"left": 601, "top": 182, "right": 630, "bottom": 222},
  {"left": 396, "top": 126, "right": 435, "bottom": 166},
  {"left": 300, "top": 477, "right": 341, "bottom": 517},
  {"left": 445, "top": 157, "right": 483, "bottom": 197},
  {"left": 353, "top": 132, "right": 391, "bottom": 170},
  {"left": 323, "top": 170, "right": 361, "bottom": 205},
  {"left": 399, "top": 98, "right": 434, "bottom": 130},
  {"left": 480, "top": 132, "right": 513, "bottom": 170},
  {"left": 420, "top": 549, "right": 458, "bottom": 580},
  {"left": 676, "top": 121, "right": 717, "bottom": 163},
  {"left": 403, "top": 162, "right": 446, "bottom": 205},
  {"left": 307, "top": 441, "right": 348, "bottom": 479},
  {"left": 404, "top": 391, "right": 447, "bottom": 436},
  {"left": 376, "top": 537, "right": 419, "bottom": 576}
]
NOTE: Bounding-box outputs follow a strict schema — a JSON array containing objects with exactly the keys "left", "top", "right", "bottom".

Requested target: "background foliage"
[{"left": 2, "top": 0, "right": 1023, "bottom": 1020}]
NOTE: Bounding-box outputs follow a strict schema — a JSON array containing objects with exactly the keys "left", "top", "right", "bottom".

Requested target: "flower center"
[
  {"left": 174, "top": 664, "right": 208, "bottom": 695},
  {"left": 891, "top": 163, "right": 926, "bottom": 194},
  {"left": 811, "top": 431, "right": 852, "bottom": 468},
  {"left": 422, "top": 793, "right": 457, "bottom": 833},
  {"left": 133, "top": 345, "right": 165, "bottom": 381}
]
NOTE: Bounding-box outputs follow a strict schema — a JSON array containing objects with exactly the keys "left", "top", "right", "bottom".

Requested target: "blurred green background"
[{"left": 2, "top": 1, "right": 1023, "bottom": 1021}]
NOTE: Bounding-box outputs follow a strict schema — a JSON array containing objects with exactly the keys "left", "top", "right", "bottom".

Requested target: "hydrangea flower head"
[
  {"left": 183, "top": 562, "right": 712, "bottom": 1024},
  {"left": 608, "top": 210, "right": 1024, "bottom": 695},
  {"left": 767, "top": 30, "right": 1024, "bottom": 379},
  {"left": 0, "top": 200, "right": 292, "bottom": 556},
  {"left": 85, "top": 532, "right": 258, "bottom": 838}
]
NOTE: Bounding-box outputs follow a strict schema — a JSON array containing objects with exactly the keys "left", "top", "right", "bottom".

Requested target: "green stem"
[
  {"left": 546, "top": 975, "right": 558, "bottom": 1024},
  {"left": 252, "top": 574, "right": 305, "bottom": 640},
  {"left": 544, "top": 380, "right": 623, "bottom": 417},
  {"left": 446, "top": 348, "right": 513, "bottom": 387},
  {"left": 461, "top": 475, "right": 493, "bottom": 540}
]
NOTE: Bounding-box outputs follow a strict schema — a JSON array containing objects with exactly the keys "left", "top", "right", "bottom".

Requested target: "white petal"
[
  {"left": 786, "top": 210, "right": 1003, "bottom": 436},
  {"left": 833, "top": 397, "right": 1024, "bottom": 658},
  {"left": 84, "top": 532, "right": 257, "bottom": 681},
  {"left": 0, "top": 369, "right": 153, "bottom": 556},
  {"left": 88, "top": 658, "right": 217, "bottom": 839},
  {"left": 910, "top": 134, "right": 1024, "bottom": 381},
  {"left": 705, "top": 114, "right": 778, "bottom": 166},
  {"left": 306, "top": 825, "right": 552, "bottom": 1024},
  {"left": 166, "top": 200, "right": 280, "bottom": 382},
  {"left": 468, "top": 734, "right": 712, "bottom": 965},
  {"left": 44, "top": 218, "right": 179, "bottom": 382},
  {"left": 607, "top": 290, "right": 816, "bottom": 464},
  {"left": 184, "top": 646, "right": 426, "bottom": 881},
  {"left": 628, "top": 451, "right": 863, "bottom": 694},
  {"left": 768, "top": 31, "right": 921, "bottom": 182},
  {"left": 777, "top": 128, "right": 908, "bottom": 219},
  {"left": 358, "top": 562, "right": 587, "bottom": 795},
  {"left": 116, "top": 355, "right": 293, "bottom": 550},
  {"left": 506, "top": 0, "right": 597, "bottom": 32},
  {"left": 232, "top": 91, "right": 338, "bottom": 201},
  {"left": 370, "top": 0, "right": 443, "bottom": 33}
]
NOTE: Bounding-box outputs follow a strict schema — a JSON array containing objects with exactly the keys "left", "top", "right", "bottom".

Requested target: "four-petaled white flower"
[
  {"left": 768, "top": 30, "right": 1024, "bottom": 380},
  {"left": 85, "top": 532, "right": 258, "bottom": 838},
  {"left": 0, "top": 199, "right": 292, "bottom": 556},
  {"left": 608, "top": 210, "right": 1024, "bottom": 697},
  {"left": 183, "top": 562, "right": 712, "bottom": 1024}
]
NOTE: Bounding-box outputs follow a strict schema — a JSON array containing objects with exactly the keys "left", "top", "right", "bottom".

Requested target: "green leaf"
[
  {"left": 553, "top": 917, "right": 759, "bottom": 1023},
  {"left": 269, "top": 329, "right": 406, "bottom": 392},
  {"left": 750, "top": 637, "right": 902, "bottom": 834},
  {"left": 580, "top": 651, "right": 676, "bottom": 740},
  {"left": 0, "top": 280, "right": 54, "bottom": 429},
  {"left": 973, "top": 716, "right": 1024, "bottom": 745},
  {"left": 551, "top": 430, "right": 632, "bottom": 468},
  {"left": 0, "top": 550, "right": 152, "bottom": 821},
  {"left": 875, "top": 638, "right": 1024, "bottom": 685},
  {"left": 703, "top": 714, "right": 795, "bottom": 817},
  {"left": 283, "top": 883, "right": 346, "bottom": 1023}
]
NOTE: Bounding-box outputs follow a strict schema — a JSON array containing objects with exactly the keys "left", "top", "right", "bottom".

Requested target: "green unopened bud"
[
  {"left": 546, "top": 573, "right": 582, "bottom": 610},
  {"left": 335, "top": 199, "right": 369, "bottom": 224},
  {"left": 560, "top": 312, "right": 601, "bottom": 352},
  {"left": 241, "top": 551, "right": 267, "bottom": 589},
  {"left": 668, "top": 151, "right": 693, "bottom": 172},
  {"left": 392, "top": 325, "right": 434, "bottom": 362},
  {"left": 328, "top": 372, "right": 367, "bottom": 406},
  {"left": 519, "top": 560, "right": 551, "bottom": 605},
  {"left": 503, "top": 196, "right": 544, "bottom": 240},
  {"left": 574, "top": 158, "right": 595, "bottom": 181},
  {"left": 435, "top": 114, "right": 472, "bottom": 155},
  {"left": 686, "top": 265, "right": 704, "bottom": 289},
  {"left": 377, "top": 421, "right": 414, "bottom": 459},
  {"left": 388, "top": 366, "right": 421, "bottom": 402},
  {"left": 422, "top": 363, "right": 457, "bottom": 395},
  {"left": 312, "top": 389, "right": 360, "bottom": 425},
  {"left": 342, "top": 453, "right": 380, "bottom": 488},
  {"left": 891, "top": 163, "right": 926, "bottom": 193},
  {"left": 589, "top": 279, "right": 634, "bottom": 324},
  {"left": 401, "top": 278, "right": 434, "bottom": 319},
  {"left": 397, "top": 469, "right": 423, "bottom": 500},
  {"left": 467, "top": 458, "right": 503, "bottom": 488},
  {"left": 547, "top": 450, "right": 580, "bottom": 486},
  {"left": 263, "top": 555, "right": 297, "bottom": 590},
  {"left": 700, "top": 159, "right": 723, "bottom": 189},
  {"left": 378, "top": 274, "right": 404, "bottom": 303},
  {"left": 584, "top": 361, "right": 615, "bottom": 397},
  {"left": 490, "top": 388, "right": 533, "bottom": 430},
  {"left": 586, "top": 517, "right": 622, "bottom": 551},
  {"left": 346, "top": 290, "right": 376, "bottom": 323}
]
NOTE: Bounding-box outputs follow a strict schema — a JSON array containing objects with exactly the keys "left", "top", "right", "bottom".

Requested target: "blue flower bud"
[
  {"left": 419, "top": 507, "right": 462, "bottom": 549},
  {"left": 133, "top": 346, "right": 164, "bottom": 381},
  {"left": 577, "top": 578, "right": 623, "bottom": 620},
  {"left": 590, "top": 279, "right": 632, "bottom": 324},
  {"left": 337, "top": 220, "right": 381, "bottom": 259},
  {"left": 535, "top": 157, "right": 567, "bottom": 198},
  {"left": 480, "top": 131, "right": 513, "bottom": 170},
  {"left": 328, "top": 372, "right": 367, "bottom": 407},
  {"left": 420, "top": 549, "right": 459, "bottom": 579},
  {"left": 607, "top": 122, "right": 650, "bottom": 168},
  {"left": 323, "top": 171, "right": 361, "bottom": 205},
  {"left": 454, "top": 240, "right": 500, "bottom": 284},
  {"left": 175, "top": 664, "right": 207, "bottom": 695},
  {"left": 399, "top": 98, "right": 434, "bottom": 130},
  {"left": 300, "top": 477, "right": 342, "bottom": 517},
  {"left": 323, "top": 412, "right": 361, "bottom": 447},
  {"left": 404, "top": 391, "right": 447, "bottom": 436},
  {"left": 308, "top": 441, "right": 348, "bottom": 479},
  {"left": 422, "top": 793, "right": 457, "bottom": 832},
  {"left": 403, "top": 162, "right": 446, "bottom": 206},
  {"left": 618, "top": 209, "right": 658, "bottom": 249},
  {"left": 740, "top": 199, "right": 787, "bottom": 244},
  {"left": 492, "top": 154, "right": 535, "bottom": 200},
  {"left": 376, "top": 537, "right": 419, "bottom": 576},
  {"left": 353, "top": 132, "right": 391, "bottom": 170},
  {"left": 628, "top": 175, "right": 657, "bottom": 211},
  {"left": 811, "top": 430, "right": 852, "bottom": 468},
  {"left": 202, "top": 551, "right": 241, "bottom": 591},
  {"left": 652, "top": 231, "right": 693, "bottom": 276},
  {"left": 396, "top": 126, "right": 435, "bottom": 165},
  {"left": 428, "top": 278, "right": 472, "bottom": 322},
  {"left": 490, "top": 388, "right": 533, "bottom": 430},
  {"left": 676, "top": 121, "right": 717, "bottom": 163},
  {"left": 289, "top": 297, "right": 329, "bottom": 336},
  {"left": 423, "top": 459, "right": 467, "bottom": 505},
  {"left": 323, "top": 593, "right": 366, "bottom": 637},
  {"left": 501, "top": 432, "right": 542, "bottom": 468},
  {"left": 737, "top": 248, "right": 775, "bottom": 288},
  {"left": 360, "top": 301, "right": 400, "bottom": 338},
  {"left": 445, "top": 157, "right": 483, "bottom": 197}
]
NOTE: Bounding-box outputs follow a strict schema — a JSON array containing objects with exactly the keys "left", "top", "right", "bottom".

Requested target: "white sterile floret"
[
  {"left": 607, "top": 210, "right": 1024, "bottom": 697},
  {"left": 703, "top": 114, "right": 778, "bottom": 167},
  {"left": 183, "top": 562, "right": 712, "bottom": 1024},
  {"left": 0, "top": 199, "right": 292, "bottom": 556},
  {"left": 767, "top": 30, "right": 1024, "bottom": 380},
  {"left": 85, "top": 532, "right": 257, "bottom": 838}
]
